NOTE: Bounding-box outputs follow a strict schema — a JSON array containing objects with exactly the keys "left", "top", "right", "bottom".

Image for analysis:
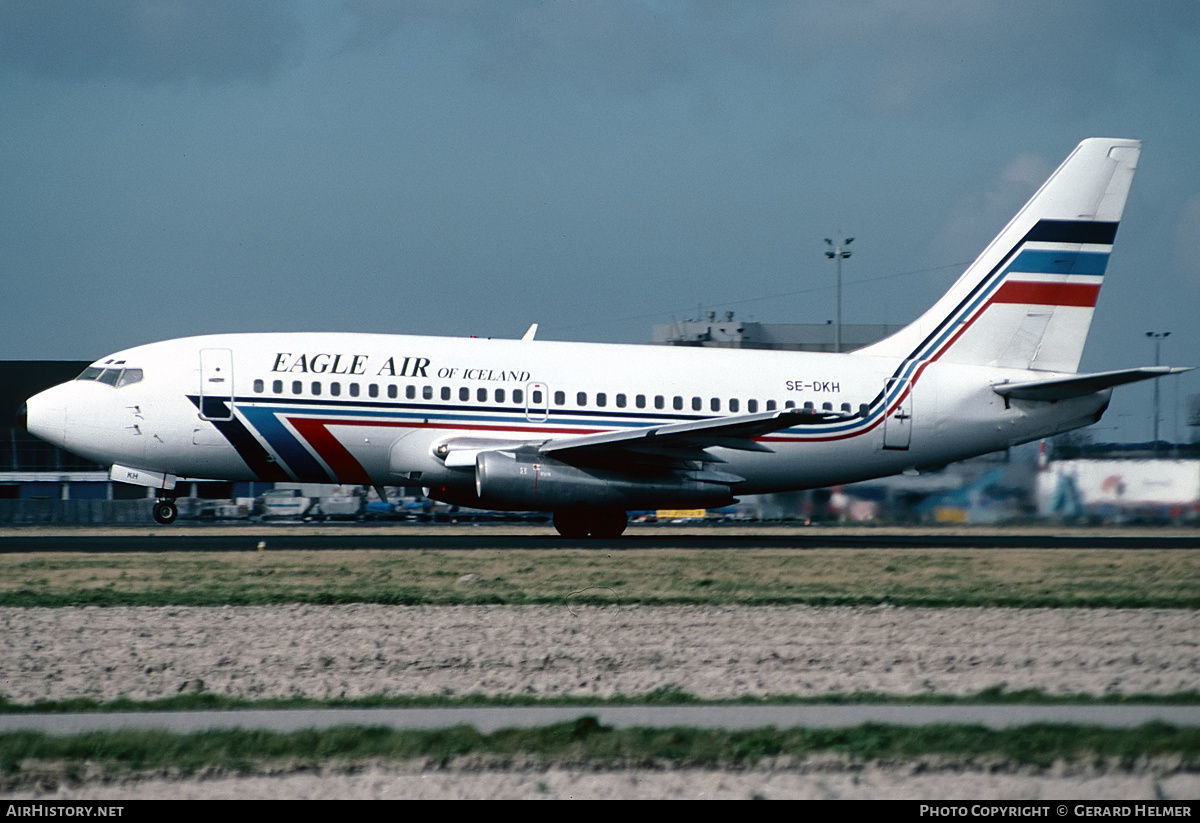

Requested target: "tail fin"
[{"left": 856, "top": 138, "right": 1141, "bottom": 373}]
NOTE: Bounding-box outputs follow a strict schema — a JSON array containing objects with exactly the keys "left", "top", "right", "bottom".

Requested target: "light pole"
[
  {"left": 1146, "top": 331, "right": 1170, "bottom": 450},
  {"left": 824, "top": 235, "right": 853, "bottom": 353}
]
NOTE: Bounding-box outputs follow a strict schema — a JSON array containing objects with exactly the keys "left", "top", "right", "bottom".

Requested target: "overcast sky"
[{"left": 2, "top": 1, "right": 1198, "bottom": 443}]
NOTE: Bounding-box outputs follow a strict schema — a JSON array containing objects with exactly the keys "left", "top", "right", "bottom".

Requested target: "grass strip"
[
  {"left": 2, "top": 548, "right": 1198, "bottom": 608},
  {"left": 3, "top": 721, "right": 1199, "bottom": 783},
  {"left": 4, "top": 687, "right": 1200, "bottom": 715}
]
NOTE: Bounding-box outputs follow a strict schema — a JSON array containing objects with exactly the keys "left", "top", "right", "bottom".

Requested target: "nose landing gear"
[{"left": 152, "top": 497, "right": 178, "bottom": 525}]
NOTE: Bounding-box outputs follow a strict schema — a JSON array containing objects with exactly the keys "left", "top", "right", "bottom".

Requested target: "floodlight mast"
[
  {"left": 1146, "top": 331, "right": 1170, "bottom": 450},
  {"left": 824, "top": 235, "right": 853, "bottom": 352}
]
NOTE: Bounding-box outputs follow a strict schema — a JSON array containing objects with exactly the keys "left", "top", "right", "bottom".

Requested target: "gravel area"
[
  {"left": 2, "top": 604, "right": 1198, "bottom": 703},
  {"left": 5, "top": 763, "right": 1200, "bottom": 800},
  {"left": 2, "top": 604, "right": 1198, "bottom": 799}
]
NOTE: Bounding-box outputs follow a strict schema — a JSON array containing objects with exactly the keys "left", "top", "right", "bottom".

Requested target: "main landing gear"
[
  {"left": 152, "top": 497, "right": 178, "bottom": 525},
  {"left": 552, "top": 509, "right": 628, "bottom": 539}
]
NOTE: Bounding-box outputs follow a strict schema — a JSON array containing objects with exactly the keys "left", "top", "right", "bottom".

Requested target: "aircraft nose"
[{"left": 23, "top": 388, "right": 68, "bottom": 449}]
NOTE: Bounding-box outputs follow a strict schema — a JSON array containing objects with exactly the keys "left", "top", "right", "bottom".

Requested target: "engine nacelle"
[{"left": 472, "top": 450, "right": 736, "bottom": 511}]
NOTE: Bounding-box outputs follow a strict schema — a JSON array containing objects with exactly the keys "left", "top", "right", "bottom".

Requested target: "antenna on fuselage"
[{"left": 521, "top": 324, "right": 538, "bottom": 341}]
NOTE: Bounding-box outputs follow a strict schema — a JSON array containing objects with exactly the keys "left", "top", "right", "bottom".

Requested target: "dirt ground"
[{"left": 2, "top": 603, "right": 1198, "bottom": 799}]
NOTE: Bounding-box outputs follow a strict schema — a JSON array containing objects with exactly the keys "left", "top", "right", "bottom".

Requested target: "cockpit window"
[
  {"left": 116, "top": 368, "right": 143, "bottom": 387},
  {"left": 76, "top": 366, "right": 143, "bottom": 388}
]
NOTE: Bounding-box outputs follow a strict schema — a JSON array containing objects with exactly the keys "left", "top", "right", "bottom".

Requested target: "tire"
[
  {"left": 552, "top": 510, "right": 590, "bottom": 538},
  {"left": 589, "top": 509, "right": 628, "bottom": 538},
  {"left": 152, "top": 500, "right": 178, "bottom": 525}
]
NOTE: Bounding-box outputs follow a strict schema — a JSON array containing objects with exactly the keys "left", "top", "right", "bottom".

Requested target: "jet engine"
[{"left": 471, "top": 449, "right": 737, "bottom": 511}]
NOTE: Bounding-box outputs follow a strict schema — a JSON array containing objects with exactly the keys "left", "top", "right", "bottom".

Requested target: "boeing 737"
[{"left": 20, "top": 138, "right": 1190, "bottom": 536}]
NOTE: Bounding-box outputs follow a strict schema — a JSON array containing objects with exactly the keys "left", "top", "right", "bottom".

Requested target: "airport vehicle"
[{"left": 20, "top": 138, "right": 1190, "bottom": 536}]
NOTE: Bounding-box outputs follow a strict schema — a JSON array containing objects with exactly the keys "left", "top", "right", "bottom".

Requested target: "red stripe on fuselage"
[{"left": 284, "top": 416, "right": 612, "bottom": 484}]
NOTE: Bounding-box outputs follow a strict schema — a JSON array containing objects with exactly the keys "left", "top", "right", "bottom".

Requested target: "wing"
[{"left": 435, "top": 407, "right": 858, "bottom": 470}]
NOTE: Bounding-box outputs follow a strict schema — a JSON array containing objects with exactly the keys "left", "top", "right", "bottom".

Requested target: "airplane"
[{"left": 19, "top": 137, "right": 1191, "bottom": 536}]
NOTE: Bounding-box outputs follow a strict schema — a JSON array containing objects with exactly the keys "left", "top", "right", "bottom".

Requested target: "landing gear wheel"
[
  {"left": 590, "top": 509, "right": 628, "bottom": 539},
  {"left": 552, "top": 509, "right": 628, "bottom": 538},
  {"left": 552, "top": 510, "right": 590, "bottom": 538},
  {"left": 152, "top": 499, "right": 178, "bottom": 525}
]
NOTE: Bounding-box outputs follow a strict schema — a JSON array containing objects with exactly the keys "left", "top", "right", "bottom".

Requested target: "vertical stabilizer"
[{"left": 855, "top": 138, "right": 1140, "bottom": 373}]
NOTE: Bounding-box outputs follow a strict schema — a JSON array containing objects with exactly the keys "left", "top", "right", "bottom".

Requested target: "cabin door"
[
  {"left": 525, "top": 382, "right": 549, "bottom": 422},
  {"left": 199, "top": 348, "right": 235, "bottom": 421},
  {"left": 882, "top": 377, "right": 912, "bottom": 450}
]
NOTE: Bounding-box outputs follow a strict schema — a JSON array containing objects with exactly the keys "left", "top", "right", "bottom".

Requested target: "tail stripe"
[
  {"left": 991, "top": 281, "right": 1101, "bottom": 308},
  {"left": 896, "top": 217, "right": 1116, "bottom": 371},
  {"left": 1024, "top": 220, "right": 1118, "bottom": 245}
]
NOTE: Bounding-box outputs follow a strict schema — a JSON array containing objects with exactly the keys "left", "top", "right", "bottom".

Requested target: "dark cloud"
[{"left": 0, "top": 0, "right": 302, "bottom": 83}]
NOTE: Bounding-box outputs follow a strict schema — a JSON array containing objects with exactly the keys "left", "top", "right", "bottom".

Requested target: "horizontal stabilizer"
[{"left": 992, "top": 366, "right": 1192, "bottom": 401}]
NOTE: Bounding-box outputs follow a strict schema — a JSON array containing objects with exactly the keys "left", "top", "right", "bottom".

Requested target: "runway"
[
  {"left": 3, "top": 704, "right": 1198, "bottom": 735},
  {"left": 2, "top": 523, "right": 1198, "bottom": 552}
]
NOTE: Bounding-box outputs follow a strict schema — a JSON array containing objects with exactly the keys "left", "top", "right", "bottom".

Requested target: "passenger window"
[
  {"left": 577, "top": 392, "right": 588, "bottom": 406},
  {"left": 496, "top": 388, "right": 506, "bottom": 403},
  {"left": 822, "top": 402, "right": 833, "bottom": 411},
  {"left": 748, "top": 399, "right": 758, "bottom": 413},
  {"left": 312, "top": 382, "right": 322, "bottom": 396},
  {"left": 692, "top": 397, "right": 702, "bottom": 411},
  {"left": 441, "top": 386, "right": 451, "bottom": 401},
  {"left": 596, "top": 393, "right": 607, "bottom": 407},
  {"left": 423, "top": 386, "right": 433, "bottom": 400},
  {"left": 477, "top": 388, "right": 487, "bottom": 402},
  {"left": 273, "top": 380, "right": 283, "bottom": 394},
  {"left": 553, "top": 391, "right": 564, "bottom": 406},
  {"left": 350, "top": 383, "right": 360, "bottom": 397},
  {"left": 459, "top": 387, "right": 469, "bottom": 401},
  {"left": 859, "top": 403, "right": 869, "bottom": 416},
  {"left": 388, "top": 385, "right": 398, "bottom": 399},
  {"left": 404, "top": 385, "right": 414, "bottom": 399},
  {"left": 292, "top": 381, "right": 303, "bottom": 395},
  {"left": 532, "top": 389, "right": 543, "bottom": 404},
  {"left": 673, "top": 396, "right": 683, "bottom": 410},
  {"left": 369, "top": 384, "right": 379, "bottom": 398},
  {"left": 331, "top": 383, "right": 341, "bottom": 397},
  {"left": 729, "top": 398, "right": 739, "bottom": 413},
  {"left": 513, "top": 389, "right": 523, "bottom": 403},
  {"left": 841, "top": 402, "right": 851, "bottom": 412},
  {"left": 655, "top": 395, "right": 665, "bottom": 410},
  {"left": 253, "top": 379, "right": 264, "bottom": 394},
  {"left": 636, "top": 395, "right": 646, "bottom": 409},
  {"left": 616, "top": 393, "right": 626, "bottom": 408},
  {"left": 710, "top": 398, "right": 720, "bottom": 412},
  {"left": 766, "top": 400, "right": 776, "bottom": 411},
  {"left": 786, "top": 400, "right": 796, "bottom": 408}
]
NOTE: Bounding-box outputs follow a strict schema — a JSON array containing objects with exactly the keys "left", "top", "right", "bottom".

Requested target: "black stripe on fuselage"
[{"left": 186, "top": 396, "right": 291, "bottom": 481}]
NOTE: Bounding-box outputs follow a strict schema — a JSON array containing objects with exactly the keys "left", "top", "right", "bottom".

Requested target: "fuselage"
[{"left": 23, "top": 331, "right": 1109, "bottom": 504}]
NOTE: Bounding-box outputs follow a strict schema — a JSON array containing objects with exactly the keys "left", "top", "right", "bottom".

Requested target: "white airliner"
[{"left": 21, "top": 138, "right": 1190, "bottom": 535}]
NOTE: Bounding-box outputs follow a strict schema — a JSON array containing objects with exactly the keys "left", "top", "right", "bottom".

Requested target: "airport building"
[{"left": 651, "top": 312, "right": 902, "bottom": 352}]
